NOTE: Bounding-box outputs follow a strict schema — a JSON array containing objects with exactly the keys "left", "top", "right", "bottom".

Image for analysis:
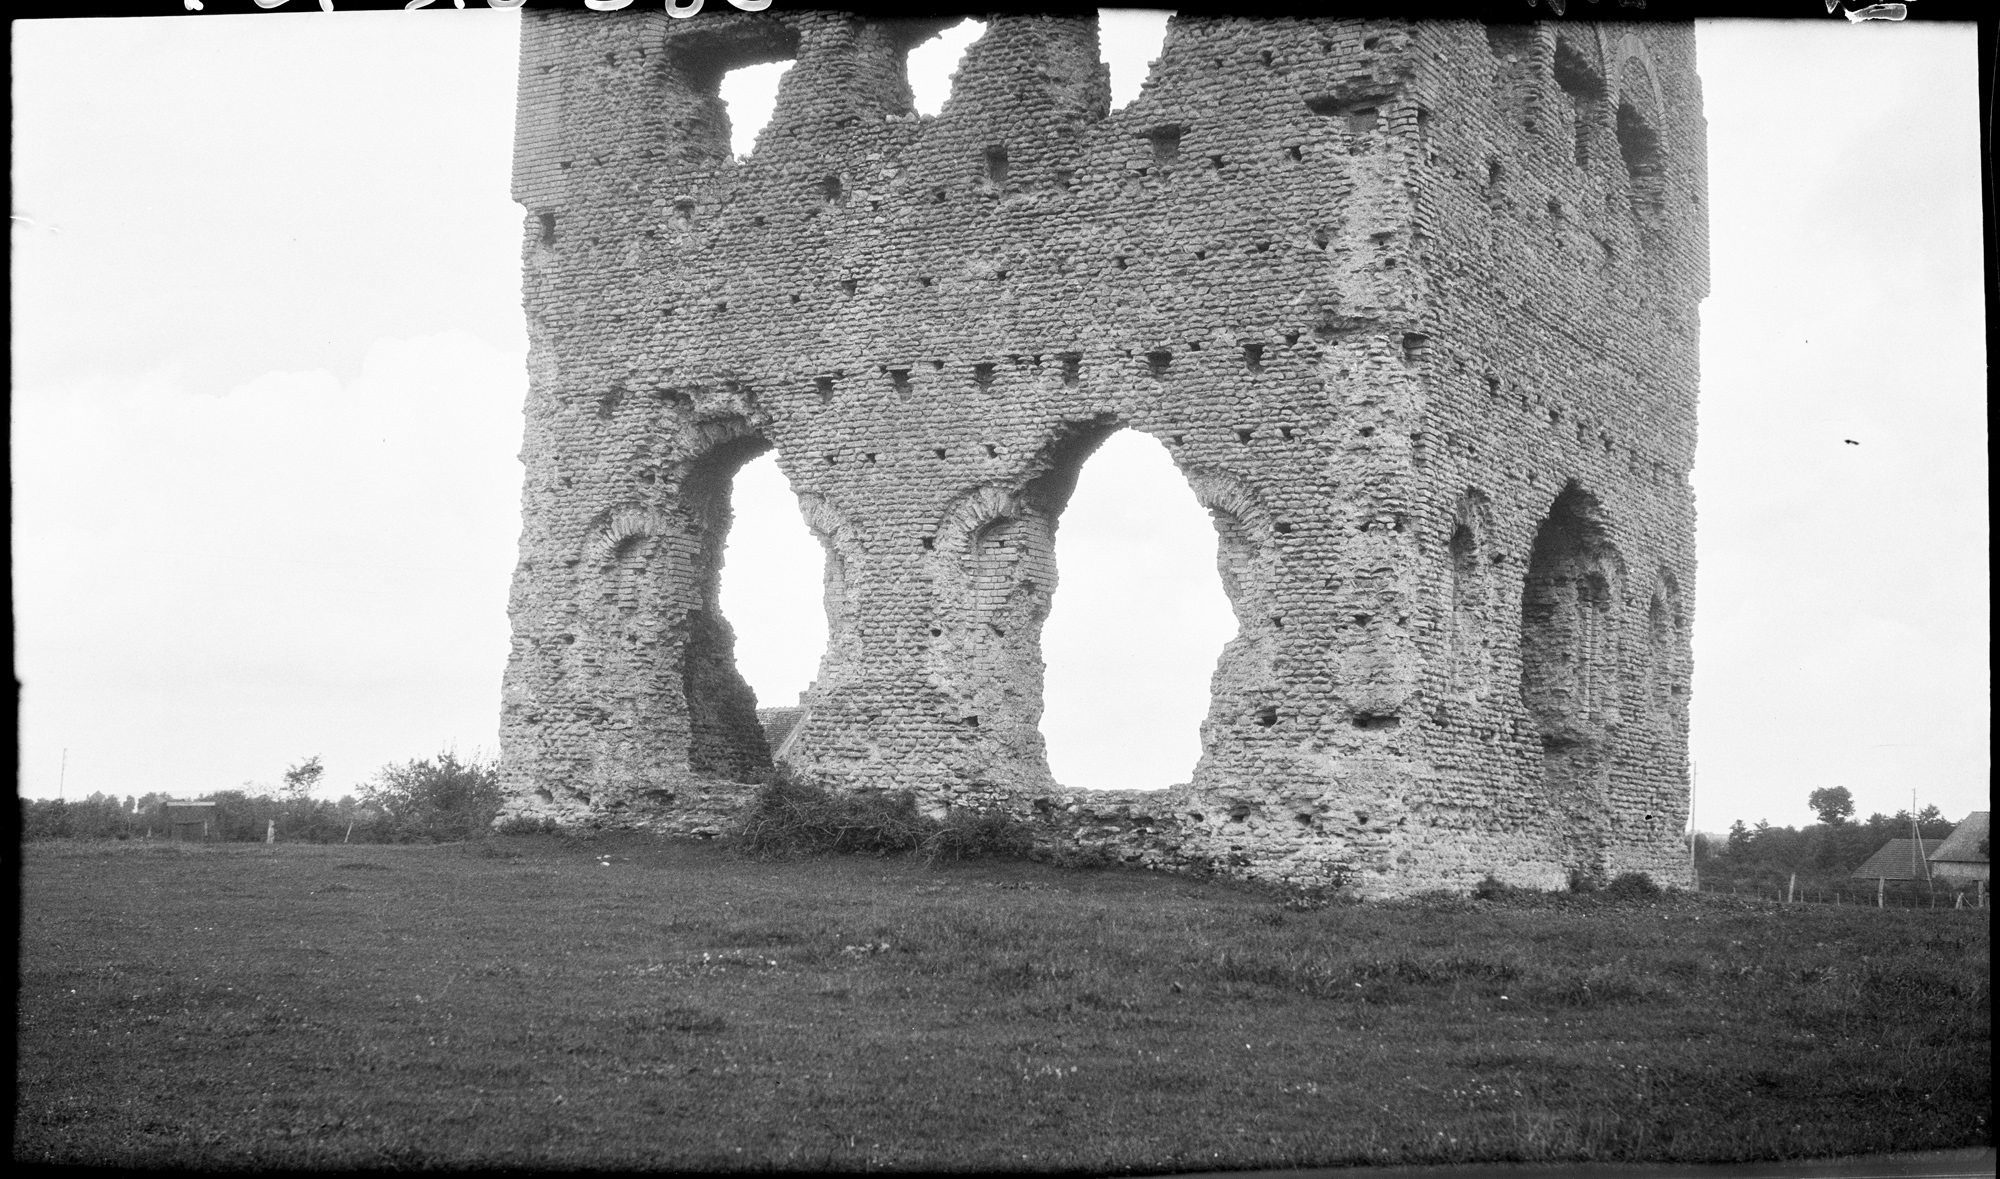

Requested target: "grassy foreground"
[{"left": 15, "top": 835, "right": 1990, "bottom": 1169}]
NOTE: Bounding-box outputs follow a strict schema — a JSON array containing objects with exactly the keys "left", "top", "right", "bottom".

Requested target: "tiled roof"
[
  {"left": 1852, "top": 838, "right": 1943, "bottom": 881},
  {"left": 1927, "top": 811, "right": 1990, "bottom": 863}
]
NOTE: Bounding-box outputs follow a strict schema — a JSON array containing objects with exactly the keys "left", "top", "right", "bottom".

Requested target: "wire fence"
[{"left": 1694, "top": 878, "right": 1989, "bottom": 910}]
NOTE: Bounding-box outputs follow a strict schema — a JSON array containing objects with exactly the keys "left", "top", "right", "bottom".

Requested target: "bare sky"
[{"left": 10, "top": 10, "right": 1986, "bottom": 830}]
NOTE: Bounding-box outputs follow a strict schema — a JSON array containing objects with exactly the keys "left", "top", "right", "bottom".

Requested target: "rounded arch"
[
  {"left": 655, "top": 427, "right": 779, "bottom": 783},
  {"left": 1606, "top": 32, "right": 1667, "bottom": 124},
  {"left": 1519, "top": 480, "right": 1627, "bottom": 877},
  {"left": 1644, "top": 566, "right": 1689, "bottom": 718},
  {"left": 586, "top": 506, "right": 669, "bottom": 567},
  {"left": 1037, "top": 426, "right": 1240, "bottom": 791},
  {"left": 926, "top": 415, "right": 1262, "bottom": 793},
  {"left": 1607, "top": 44, "right": 1668, "bottom": 218}
]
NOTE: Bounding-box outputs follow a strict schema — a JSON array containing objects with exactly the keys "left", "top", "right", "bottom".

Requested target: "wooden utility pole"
[
  {"left": 1688, "top": 761, "right": 1698, "bottom": 890},
  {"left": 58, "top": 748, "right": 67, "bottom": 801},
  {"left": 1911, "top": 790, "right": 1921, "bottom": 880},
  {"left": 1910, "top": 790, "right": 1936, "bottom": 904}
]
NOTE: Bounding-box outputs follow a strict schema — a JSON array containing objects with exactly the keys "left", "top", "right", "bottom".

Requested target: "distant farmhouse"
[
  {"left": 1925, "top": 811, "right": 1990, "bottom": 884},
  {"left": 1852, "top": 811, "right": 1989, "bottom": 893}
]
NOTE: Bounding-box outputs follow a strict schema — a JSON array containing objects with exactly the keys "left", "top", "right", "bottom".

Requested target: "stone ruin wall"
[{"left": 497, "top": 7, "right": 1706, "bottom": 897}]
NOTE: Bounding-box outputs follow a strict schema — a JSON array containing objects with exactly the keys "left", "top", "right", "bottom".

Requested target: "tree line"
[
  {"left": 1694, "top": 785, "right": 1966, "bottom": 899},
  {"left": 19, "top": 751, "right": 502, "bottom": 845}
]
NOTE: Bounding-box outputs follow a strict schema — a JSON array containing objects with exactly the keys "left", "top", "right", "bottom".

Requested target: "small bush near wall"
[{"left": 733, "top": 772, "right": 1036, "bottom": 865}]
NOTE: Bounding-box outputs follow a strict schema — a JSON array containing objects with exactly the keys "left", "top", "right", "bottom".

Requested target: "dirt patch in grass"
[{"left": 14, "top": 836, "right": 1990, "bottom": 1169}]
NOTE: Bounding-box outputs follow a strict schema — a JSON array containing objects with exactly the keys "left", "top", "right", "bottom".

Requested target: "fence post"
[
  {"left": 1877, "top": 876, "right": 1884, "bottom": 908},
  {"left": 266, "top": 819, "right": 275, "bottom": 845},
  {"left": 1787, "top": 872, "right": 1796, "bottom": 904}
]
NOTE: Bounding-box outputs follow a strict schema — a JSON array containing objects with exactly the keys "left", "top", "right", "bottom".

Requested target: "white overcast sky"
[{"left": 10, "top": 10, "right": 1987, "bottom": 831}]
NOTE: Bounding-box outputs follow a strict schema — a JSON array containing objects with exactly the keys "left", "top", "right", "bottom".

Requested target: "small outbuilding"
[{"left": 163, "top": 800, "right": 218, "bottom": 842}]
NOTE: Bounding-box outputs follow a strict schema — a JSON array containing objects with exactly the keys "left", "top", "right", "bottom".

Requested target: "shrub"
[
  {"left": 734, "top": 773, "right": 929, "bottom": 858},
  {"left": 495, "top": 815, "right": 561, "bottom": 837},
  {"left": 921, "top": 808, "right": 1036, "bottom": 864},
  {"left": 1472, "top": 873, "right": 1519, "bottom": 901},
  {"left": 361, "top": 752, "right": 502, "bottom": 844},
  {"left": 1604, "top": 871, "right": 1662, "bottom": 900},
  {"left": 734, "top": 772, "right": 1042, "bottom": 864}
]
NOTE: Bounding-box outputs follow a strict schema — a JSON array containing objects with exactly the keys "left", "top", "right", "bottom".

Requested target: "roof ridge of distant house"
[
  {"left": 1928, "top": 810, "right": 1990, "bottom": 863},
  {"left": 1851, "top": 837, "right": 1944, "bottom": 881}
]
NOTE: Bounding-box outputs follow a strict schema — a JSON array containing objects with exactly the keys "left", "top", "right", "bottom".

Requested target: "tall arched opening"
[
  {"left": 669, "top": 435, "right": 780, "bottom": 781},
  {"left": 717, "top": 451, "right": 831, "bottom": 765},
  {"left": 1038, "top": 429, "right": 1237, "bottom": 791},
  {"left": 1519, "top": 482, "right": 1625, "bottom": 876}
]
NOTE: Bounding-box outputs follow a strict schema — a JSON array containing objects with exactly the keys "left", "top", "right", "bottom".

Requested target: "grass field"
[{"left": 15, "top": 835, "right": 1990, "bottom": 1169}]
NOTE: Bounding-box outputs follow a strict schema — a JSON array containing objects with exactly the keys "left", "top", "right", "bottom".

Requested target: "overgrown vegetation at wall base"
[
  {"left": 733, "top": 773, "right": 1036, "bottom": 864},
  {"left": 17, "top": 837, "right": 1988, "bottom": 1169}
]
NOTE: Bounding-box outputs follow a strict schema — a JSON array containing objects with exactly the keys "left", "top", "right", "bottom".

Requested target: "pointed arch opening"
[{"left": 1038, "top": 428, "right": 1237, "bottom": 791}]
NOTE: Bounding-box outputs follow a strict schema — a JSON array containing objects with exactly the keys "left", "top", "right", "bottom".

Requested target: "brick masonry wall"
[{"left": 497, "top": 10, "right": 1704, "bottom": 897}]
